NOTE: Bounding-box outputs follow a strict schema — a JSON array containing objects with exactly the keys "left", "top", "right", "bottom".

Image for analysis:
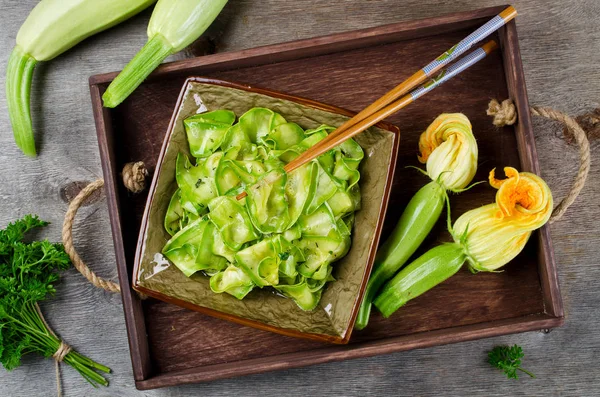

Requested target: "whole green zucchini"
[
  {"left": 355, "top": 181, "right": 445, "bottom": 329},
  {"left": 373, "top": 243, "right": 467, "bottom": 317},
  {"left": 6, "top": 0, "right": 157, "bottom": 157},
  {"left": 102, "top": 0, "right": 228, "bottom": 108}
]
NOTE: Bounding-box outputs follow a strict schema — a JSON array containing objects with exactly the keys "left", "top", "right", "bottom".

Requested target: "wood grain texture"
[{"left": 0, "top": 0, "right": 599, "bottom": 396}]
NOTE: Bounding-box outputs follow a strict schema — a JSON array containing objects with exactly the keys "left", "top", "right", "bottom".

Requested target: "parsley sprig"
[
  {"left": 488, "top": 345, "right": 535, "bottom": 379},
  {"left": 0, "top": 215, "right": 110, "bottom": 386}
]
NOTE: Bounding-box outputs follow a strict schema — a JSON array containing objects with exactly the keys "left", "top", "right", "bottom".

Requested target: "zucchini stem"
[
  {"left": 102, "top": 34, "right": 173, "bottom": 108},
  {"left": 6, "top": 46, "right": 38, "bottom": 157}
]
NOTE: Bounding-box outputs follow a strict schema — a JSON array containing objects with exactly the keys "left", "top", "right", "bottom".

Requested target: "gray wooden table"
[{"left": 1, "top": 1, "right": 599, "bottom": 396}]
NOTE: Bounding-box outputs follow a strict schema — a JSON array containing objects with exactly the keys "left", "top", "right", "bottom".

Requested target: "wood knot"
[
  {"left": 60, "top": 181, "right": 103, "bottom": 206},
  {"left": 185, "top": 36, "right": 217, "bottom": 57},
  {"left": 487, "top": 99, "right": 517, "bottom": 127},
  {"left": 563, "top": 108, "right": 600, "bottom": 144},
  {"left": 183, "top": 13, "right": 228, "bottom": 57},
  {"left": 122, "top": 162, "right": 148, "bottom": 194}
]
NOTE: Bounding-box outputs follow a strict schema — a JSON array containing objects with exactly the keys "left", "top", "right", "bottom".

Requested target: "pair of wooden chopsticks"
[{"left": 237, "top": 6, "right": 517, "bottom": 200}]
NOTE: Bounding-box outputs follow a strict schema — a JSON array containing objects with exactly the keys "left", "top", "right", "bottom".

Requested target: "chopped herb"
[
  {"left": 202, "top": 215, "right": 209, "bottom": 221},
  {"left": 195, "top": 178, "right": 204, "bottom": 188},
  {"left": 328, "top": 250, "right": 333, "bottom": 255},
  {"left": 278, "top": 252, "right": 290, "bottom": 261}
]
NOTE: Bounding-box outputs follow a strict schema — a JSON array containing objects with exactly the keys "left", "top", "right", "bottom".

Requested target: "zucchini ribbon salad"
[{"left": 163, "top": 108, "right": 364, "bottom": 311}]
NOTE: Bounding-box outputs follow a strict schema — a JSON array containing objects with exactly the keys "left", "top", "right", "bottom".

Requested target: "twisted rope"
[
  {"left": 62, "top": 179, "right": 120, "bottom": 293},
  {"left": 122, "top": 161, "right": 148, "bottom": 193},
  {"left": 487, "top": 98, "right": 518, "bottom": 127},
  {"left": 34, "top": 303, "right": 72, "bottom": 397},
  {"left": 487, "top": 99, "right": 591, "bottom": 223}
]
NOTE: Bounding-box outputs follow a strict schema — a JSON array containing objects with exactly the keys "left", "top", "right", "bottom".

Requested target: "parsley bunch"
[
  {"left": 0, "top": 215, "right": 110, "bottom": 386},
  {"left": 488, "top": 345, "right": 535, "bottom": 379}
]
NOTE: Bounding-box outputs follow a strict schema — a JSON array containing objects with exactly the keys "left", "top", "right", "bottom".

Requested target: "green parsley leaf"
[{"left": 488, "top": 345, "right": 535, "bottom": 379}]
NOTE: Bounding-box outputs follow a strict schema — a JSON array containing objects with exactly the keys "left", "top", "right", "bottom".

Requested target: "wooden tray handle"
[
  {"left": 487, "top": 99, "right": 591, "bottom": 224},
  {"left": 62, "top": 179, "right": 121, "bottom": 293},
  {"left": 62, "top": 162, "right": 149, "bottom": 293}
]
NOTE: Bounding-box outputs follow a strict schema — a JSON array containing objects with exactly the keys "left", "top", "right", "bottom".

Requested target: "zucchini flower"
[
  {"left": 452, "top": 167, "right": 553, "bottom": 272},
  {"left": 418, "top": 113, "right": 478, "bottom": 191}
]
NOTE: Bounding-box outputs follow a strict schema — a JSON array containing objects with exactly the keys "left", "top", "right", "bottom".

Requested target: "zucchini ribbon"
[{"left": 162, "top": 108, "right": 363, "bottom": 311}]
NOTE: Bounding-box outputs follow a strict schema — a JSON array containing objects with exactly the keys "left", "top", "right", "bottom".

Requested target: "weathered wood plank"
[{"left": 0, "top": 0, "right": 599, "bottom": 396}]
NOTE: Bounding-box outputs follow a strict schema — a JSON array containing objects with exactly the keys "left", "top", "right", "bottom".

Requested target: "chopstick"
[
  {"left": 236, "top": 6, "right": 516, "bottom": 200},
  {"left": 282, "top": 6, "right": 516, "bottom": 174},
  {"left": 236, "top": 39, "right": 498, "bottom": 200},
  {"left": 291, "top": 39, "right": 499, "bottom": 171}
]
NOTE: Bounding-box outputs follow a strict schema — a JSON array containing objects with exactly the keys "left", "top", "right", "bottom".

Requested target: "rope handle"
[
  {"left": 487, "top": 99, "right": 591, "bottom": 223},
  {"left": 62, "top": 179, "right": 121, "bottom": 293},
  {"left": 62, "top": 162, "right": 149, "bottom": 293}
]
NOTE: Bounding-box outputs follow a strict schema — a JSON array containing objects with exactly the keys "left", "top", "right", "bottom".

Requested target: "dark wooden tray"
[{"left": 90, "top": 5, "right": 563, "bottom": 390}]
